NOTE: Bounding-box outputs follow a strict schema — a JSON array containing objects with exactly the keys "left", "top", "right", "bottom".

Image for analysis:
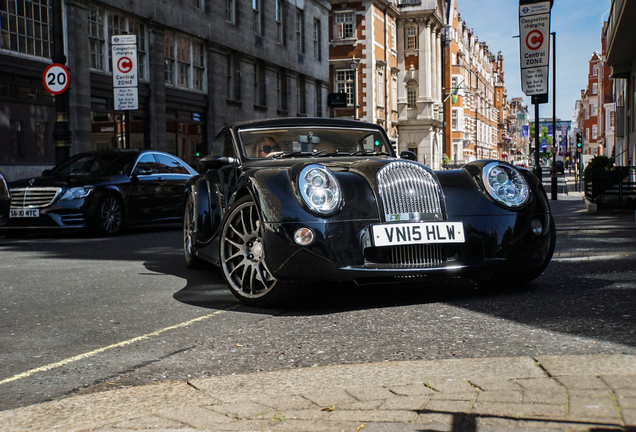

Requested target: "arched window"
[
  {"left": 406, "top": 25, "right": 417, "bottom": 50},
  {"left": 407, "top": 80, "right": 418, "bottom": 108}
]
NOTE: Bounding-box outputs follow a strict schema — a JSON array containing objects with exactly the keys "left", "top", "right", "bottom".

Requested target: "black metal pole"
[
  {"left": 534, "top": 103, "right": 541, "bottom": 181},
  {"left": 550, "top": 32, "right": 557, "bottom": 200},
  {"left": 51, "top": 0, "right": 72, "bottom": 165}
]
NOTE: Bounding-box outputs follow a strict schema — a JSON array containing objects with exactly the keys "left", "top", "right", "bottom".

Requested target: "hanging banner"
[{"left": 519, "top": 1, "right": 551, "bottom": 96}]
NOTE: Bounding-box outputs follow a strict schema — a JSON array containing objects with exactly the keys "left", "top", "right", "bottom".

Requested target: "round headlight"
[
  {"left": 299, "top": 165, "right": 342, "bottom": 215},
  {"left": 481, "top": 162, "right": 529, "bottom": 208}
]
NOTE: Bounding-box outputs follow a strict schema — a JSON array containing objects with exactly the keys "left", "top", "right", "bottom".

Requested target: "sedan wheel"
[
  {"left": 220, "top": 196, "right": 298, "bottom": 306},
  {"left": 93, "top": 194, "right": 123, "bottom": 236}
]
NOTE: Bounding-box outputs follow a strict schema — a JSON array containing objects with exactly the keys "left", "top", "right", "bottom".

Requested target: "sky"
[{"left": 456, "top": 0, "right": 610, "bottom": 121}]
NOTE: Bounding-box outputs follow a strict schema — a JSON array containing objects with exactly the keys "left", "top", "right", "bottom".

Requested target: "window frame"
[
  {"left": 406, "top": 25, "right": 417, "bottom": 50},
  {"left": 0, "top": 0, "right": 52, "bottom": 59},
  {"left": 334, "top": 11, "right": 354, "bottom": 40},
  {"left": 335, "top": 69, "right": 354, "bottom": 106}
]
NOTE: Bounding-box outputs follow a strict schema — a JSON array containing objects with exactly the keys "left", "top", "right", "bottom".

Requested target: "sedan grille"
[
  {"left": 10, "top": 187, "right": 62, "bottom": 209},
  {"left": 377, "top": 162, "right": 444, "bottom": 222},
  {"left": 388, "top": 244, "right": 446, "bottom": 268}
]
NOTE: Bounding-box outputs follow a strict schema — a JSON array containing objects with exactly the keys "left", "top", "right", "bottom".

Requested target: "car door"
[
  {"left": 153, "top": 153, "right": 194, "bottom": 219},
  {"left": 127, "top": 153, "right": 164, "bottom": 222}
]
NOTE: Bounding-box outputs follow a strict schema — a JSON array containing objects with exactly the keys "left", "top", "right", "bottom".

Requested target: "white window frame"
[
  {"left": 406, "top": 25, "right": 417, "bottom": 50},
  {"left": 276, "top": 0, "right": 284, "bottom": 44},
  {"left": 334, "top": 11, "right": 354, "bottom": 40},
  {"left": 313, "top": 19, "right": 321, "bottom": 60},
  {"left": 335, "top": 69, "right": 354, "bottom": 106},
  {"left": 407, "top": 81, "right": 417, "bottom": 108},
  {"left": 377, "top": 68, "right": 384, "bottom": 108},
  {"left": 592, "top": 124, "right": 598, "bottom": 140},
  {"left": 451, "top": 109, "right": 459, "bottom": 130},
  {"left": 165, "top": 32, "right": 206, "bottom": 92},
  {"left": 0, "top": 0, "right": 52, "bottom": 59},
  {"left": 296, "top": 8, "right": 304, "bottom": 54},
  {"left": 391, "top": 74, "right": 398, "bottom": 112},
  {"left": 253, "top": 0, "right": 262, "bottom": 35},
  {"left": 390, "top": 23, "right": 396, "bottom": 51}
]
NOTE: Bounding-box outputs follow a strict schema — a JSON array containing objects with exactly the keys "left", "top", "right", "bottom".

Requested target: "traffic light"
[
  {"left": 576, "top": 132, "right": 582, "bottom": 151},
  {"left": 195, "top": 143, "right": 203, "bottom": 158}
]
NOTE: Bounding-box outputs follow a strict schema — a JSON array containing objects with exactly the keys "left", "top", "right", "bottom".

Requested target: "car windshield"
[
  {"left": 238, "top": 126, "right": 392, "bottom": 159},
  {"left": 50, "top": 153, "right": 134, "bottom": 177}
]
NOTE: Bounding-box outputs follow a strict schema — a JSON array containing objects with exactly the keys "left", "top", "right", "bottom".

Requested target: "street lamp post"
[
  {"left": 550, "top": 31, "right": 557, "bottom": 200},
  {"left": 350, "top": 57, "right": 360, "bottom": 121},
  {"left": 51, "top": 0, "right": 72, "bottom": 165}
]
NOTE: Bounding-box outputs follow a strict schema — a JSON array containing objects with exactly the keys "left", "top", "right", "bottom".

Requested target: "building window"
[
  {"left": 335, "top": 69, "right": 354, "bottom": 106},
  {"left": 106, "top": 12, "right": 146, "bottom": 79},
  {"left": 88, "top": 6, "right": 105, "bottom": 70},
  {"left": 298, "top": 75, "right": 306, "bottom": 114},
  {"left": 164, "top": 32, "right": 175, "bottom": 84},
  {"left": 313, "top": 19, "right": 321, "bottom": 60},
  {"left": 296, "top": 9, "right": 304, "bottom": 53},
  {"left": 0, "top": 0, "right": 52, "bottom": 58},
  {"left": 227, "top": 53, "right": 240, "bottom": 101},
  {"left": 390, "top": 23, "right": 396, "bottom": 51},
  {"left": 592, "top": 83, "right": 598, "bottom": 94},
  {"left": 315, "top": 80, "right": 323, "bottom": 117},
  {"left": 253, "top": 0, "right": 262, "bottom": 35},
  {"left": 451, "top": 109, "right": 458, "bottom": 130},
  {"left": 391, "top": 74, "right": 398, "bottom": 112},
  {"left": 276, "top": 0, "right": 284, "bottom": 44},
  {"left": 609, "top": 111, "right": 615, "bottom": 128},
  {"left": 165, "top": 32, "right": 206, "bottom": 92},
  {"left": 334, "top": 12, "right": 354, "bottom": 39},
  {"left": 407, "top": 80, "right": 418, "bottom": 108},
  {"left": 592, "top": 124, "right": 597, "bottom": 140},
  {"left": 254, "top": 61, "right": 266, "bottom": 106},
  {"left": 277, "top": 68, "right": 287, "bottom": 111},
  {"left": 591, "top": 104, "right": 598, "bottom": 116},
  {"left": 592, "top": 64, "right": 598, "bottom": 76},
  {"left": 226, "top": 0, "right": 236, "bottom": 23},
  {"left": 191, "top": 0, "right": 203, "bottom": 8},
  {"left": 377, "top": 68, "right": 384, "bottom": 107},
  {"left": 406, "top": 25, "right": 417, "bottom": 50}
]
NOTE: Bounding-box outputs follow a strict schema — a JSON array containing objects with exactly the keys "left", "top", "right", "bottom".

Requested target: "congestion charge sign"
[
  {"left": 519, "top": 1, "right": 551, "bottom": 96},
  {"left": 112, "top": 34, "right": 138, "bottom": 110}
]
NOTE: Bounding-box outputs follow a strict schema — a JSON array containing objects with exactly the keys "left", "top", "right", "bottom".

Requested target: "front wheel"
[
  {"left": 91, "top": 194, "right": 124, "bottom": 236},
  {"left": 219, "top": 196, "right": 300, "bottom": 307}
]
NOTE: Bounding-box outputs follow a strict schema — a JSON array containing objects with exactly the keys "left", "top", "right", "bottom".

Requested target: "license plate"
[
  {"left": 372, "top": 221, "right": 465, "bottom": 247},
  {"left": 10, "top": 209, "right": 40, "bottom": 218}
]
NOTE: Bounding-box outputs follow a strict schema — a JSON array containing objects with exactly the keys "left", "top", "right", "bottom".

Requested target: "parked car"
[
  {"left": 183, "top": 118, "right": 555, "bottom": 307},
  {"left": 2, "top": 149, "right": 197, "bottom": 236},
  {"left": 0, "top": 171, "right": 10, "bottom": 227}
]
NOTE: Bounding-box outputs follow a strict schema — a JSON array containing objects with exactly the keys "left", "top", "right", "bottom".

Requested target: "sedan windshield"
[
  {"left": 50, "top": 153, "right": 134, "bottom": 177},
  {"left": 238, "top": 127, "right": 391, "bottom": 159}
]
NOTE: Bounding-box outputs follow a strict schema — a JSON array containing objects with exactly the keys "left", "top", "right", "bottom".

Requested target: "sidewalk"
[
  {"left": 1, "top": 173, "right": 635, "bottom": 432},
  {"left": 1, "top": 355, "right": 634, "bottom": 431}
]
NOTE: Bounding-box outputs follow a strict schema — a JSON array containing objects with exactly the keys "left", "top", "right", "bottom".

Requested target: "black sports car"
[
  {"left": 0, "top": 171, "right": 10, "bottom": 227},
  {"left": 184, "top": 118, "right": 555, "bottom": 307},
  {"left": 2, "top": 149, "right": 197, "bottom": 236}
]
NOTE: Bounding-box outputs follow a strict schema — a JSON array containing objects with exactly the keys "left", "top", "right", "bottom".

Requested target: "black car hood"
[{"left": 9, "top": 175, "right": 118, "bottom": 188}]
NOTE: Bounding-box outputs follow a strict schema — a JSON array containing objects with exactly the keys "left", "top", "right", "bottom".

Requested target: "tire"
[
  {"left": 91, "top": 194, "right": 124, "bottom": 236},
  {"left": 183, "top": 195, "right": 206, "bottom": 269},
  {"left": 219, "top": 195, "right": 300, "bottom": 307}
]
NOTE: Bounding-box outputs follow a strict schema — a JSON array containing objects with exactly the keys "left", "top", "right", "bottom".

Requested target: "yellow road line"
[{"left": 0, "top": 308, "right": 236, "bottom": 386}]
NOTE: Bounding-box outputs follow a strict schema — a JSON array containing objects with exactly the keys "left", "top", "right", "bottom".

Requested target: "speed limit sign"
[{"left": 42, "top": 63, "right": 70, "bottom": 95}]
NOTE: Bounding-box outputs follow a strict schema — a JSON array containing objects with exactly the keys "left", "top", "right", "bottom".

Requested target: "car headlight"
[
  {"left": 60, "top": 186, "right": 93, "bottom": 201},
  {"left": 481, "top": 162, "right": 529, "bottom": 208},
  {"left": 299, "top": 164, "right": 342, "bottom": 215}
]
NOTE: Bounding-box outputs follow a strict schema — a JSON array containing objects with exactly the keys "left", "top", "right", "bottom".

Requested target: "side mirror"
[
  {"left": 400, "top": 150, "right": 417, "bottom": 161},
  {"left": 199, "top": 155, "right": 237, "bottom": 171}
]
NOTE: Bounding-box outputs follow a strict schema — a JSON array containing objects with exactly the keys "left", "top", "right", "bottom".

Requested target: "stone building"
[{"left": 0, "top": 0, "right": 331, "bottom": 181}]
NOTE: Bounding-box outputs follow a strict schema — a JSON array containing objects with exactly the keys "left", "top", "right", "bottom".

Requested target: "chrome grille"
[
  {"left": 388, "top": 244, "right": 446, "bottom": 268},
  {"left": 377, "top": 162, "right": 444, "bottom": 221},
  {"left": 10, "top": 187, "right": 62, "bottom": 208}
]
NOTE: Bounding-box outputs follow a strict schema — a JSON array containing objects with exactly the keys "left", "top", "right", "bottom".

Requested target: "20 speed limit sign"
[{"left": 43, "top": 63, "right": 70, "bottom": 95}]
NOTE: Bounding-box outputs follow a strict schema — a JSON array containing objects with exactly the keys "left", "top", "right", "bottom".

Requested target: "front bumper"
[
  {"left": 0, "top": 200, "right": 89, "bottom": 230},
  {"left": 262, "top": 213, "right": 553, "bottom": 284}
]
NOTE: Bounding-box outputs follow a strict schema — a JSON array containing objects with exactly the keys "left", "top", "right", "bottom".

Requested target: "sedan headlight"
[
  {"left": 299, "top": 164, "right": 342, "bottom": 215},
  {"left": 481, "top": 162, "right": 529, "bottom": 208},
  {"left": 60, "top": 186, "right": 93, "bottom": 201}
]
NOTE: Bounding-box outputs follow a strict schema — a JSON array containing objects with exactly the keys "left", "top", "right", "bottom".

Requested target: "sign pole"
[
  {"left": 112, "top": 34, "right": 139, "bottom": 149},
  {"left": 51, "top": 0, "right": 71, "bottom": 165},
  {"left": 550, "top": 32, "right": 557, "bottom": 200}
]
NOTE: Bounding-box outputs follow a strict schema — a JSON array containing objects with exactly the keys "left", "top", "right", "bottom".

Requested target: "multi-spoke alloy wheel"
[
  {"left": 92, "top": 194, "right": 123, "bottom": 236},
  {"left": 220, "top": 196, "right": 300, "bottom": 307}
]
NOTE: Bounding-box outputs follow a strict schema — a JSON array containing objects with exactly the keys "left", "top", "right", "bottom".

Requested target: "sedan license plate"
[
  {"left": 373, "top": 221, "right": 465, "bottom": 247},
  {"left": 10, "top": 209, "right": 40, "bottom": 218}
]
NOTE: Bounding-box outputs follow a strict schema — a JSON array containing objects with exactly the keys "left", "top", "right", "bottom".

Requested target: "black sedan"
[
  {"left": 183, "top": 118, "right": 555, "bottom": 307},
  {"left": 2, "top": 149, "right": 197, "bottom": 236},
  {"left": 0, "top": 171, "right": 9, "bottom": 227}
]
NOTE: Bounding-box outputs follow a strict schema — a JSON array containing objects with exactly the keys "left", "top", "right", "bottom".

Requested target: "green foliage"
[{"left": 583, "top": 155, "right": 614, "bottom": 183}]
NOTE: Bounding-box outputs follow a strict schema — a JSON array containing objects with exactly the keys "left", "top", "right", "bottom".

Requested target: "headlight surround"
[
  {"left": 298, "top": 164, "right": 342, "bottom": 215},
  {"left": 481, "top": 162, "right": 530, "bottom": 208},
  {"left": 60, "top": 186, "right": 93, "bottom": 201}
]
